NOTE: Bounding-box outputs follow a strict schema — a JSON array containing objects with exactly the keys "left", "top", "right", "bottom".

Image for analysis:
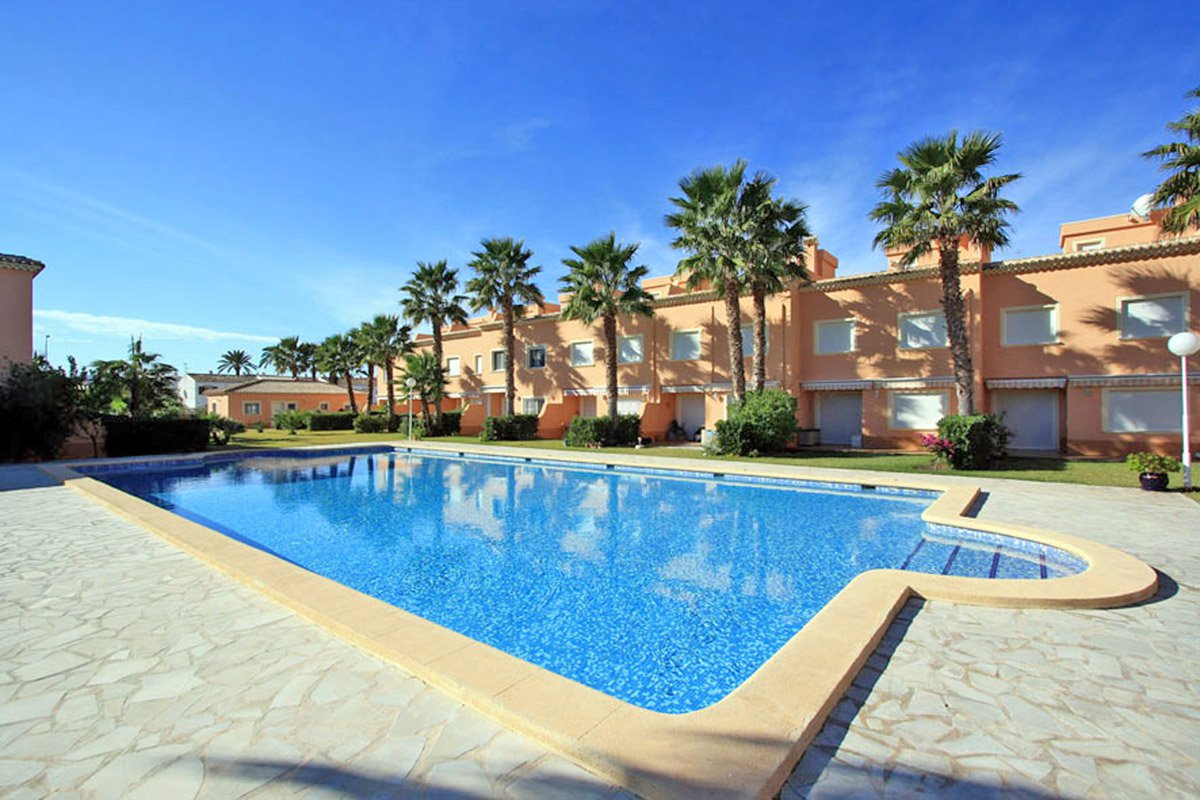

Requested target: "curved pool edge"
[{"left": 39, "top": 443, "right": 1159, "bottom": 800}]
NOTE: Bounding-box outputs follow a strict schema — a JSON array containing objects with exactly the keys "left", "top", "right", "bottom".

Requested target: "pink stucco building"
[
  {"left": 0, "top": 253, "right": 44, "bottom": 370},
  {"left": 395, "top": 210, "right": 1199, "bottom": 457}
]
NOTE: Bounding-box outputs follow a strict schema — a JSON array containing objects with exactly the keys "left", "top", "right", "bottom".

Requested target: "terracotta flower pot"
[{"left": 1139, "top": 472, "right": 1170, "bottom": 491}]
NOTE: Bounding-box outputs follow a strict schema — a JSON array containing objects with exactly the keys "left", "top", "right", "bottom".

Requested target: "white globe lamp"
[{"left": 1167, "top": 331, "right": 1200, "bottom": 490}]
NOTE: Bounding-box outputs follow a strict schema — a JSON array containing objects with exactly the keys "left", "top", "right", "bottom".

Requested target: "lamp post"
[
  {"left": 405, "top": 376, "right": 417, "bottom": 440},
  {"left": 1168, "top": 331, "right": 1200, "bottom": 491}
]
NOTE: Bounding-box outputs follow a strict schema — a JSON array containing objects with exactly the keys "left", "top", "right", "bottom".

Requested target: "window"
[
  {"left": 616, "top": 398, "right": 643, "bottom": 416},
  {"left": 814, "top": 319, "right": 856, "bottom": 355},
  {"left": 670, "top": 330, "right": 701, "bottom": 361},
  {"left": 318, "top": 402, "right": 329, "bottom": 411},
  {"left": 1105, "top": 389, "right": 1180, "bottom": 433},
  {"left": 740, "top": 324, "right": 769, "bottom": 357},
  {"left": 243, "top": 402, "right": 261, "bottom": 415},
  {"left": 618, "top": 335, "right": 644, "bottom": 364},
  {"left": 889, "top": 391, "right": 949, "bottom": 430},
  {"left": 446, "top": 356, "right": 461, "bottom": 376},
  {"left": 1119, "top": 294, "right": 1187, "bottom": 339},
  {"left": 474, "top": 354, "right": 483, "bottom": 373},
  {"left": 898, "top": 311, "right": 948, "bottom": 349},
  {"left": 569, "top": 340, "right": 594, "bottom": 366},
  {"left": 522, "top": 397, "right": 545, "bottom": 416},
  {"left": 1002, "top": 305, "right": 1058, "bottom": 346},
  {"left": 1074, "top": 238, "right": 1105, "bottom": 252},
  {"left": 490, "top": 350, "right": 507, "bottom": 372},
  {"left": 526, "top": 345, "right": 547, "bottom": 369},
  {"left": 210, "top": 403, "right": 219, "bottom": 414}
]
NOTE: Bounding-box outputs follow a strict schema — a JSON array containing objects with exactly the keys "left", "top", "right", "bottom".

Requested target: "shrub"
[
  {"left": 308, "top": 411, "right": 357, "bottom": 431},
  {"left": 481, "top": 414, "right": 539, "bottom": 441},
  {"left": 254, "top": 421, "right": 265, "bottom": 433},
  {"left": 427, "top": 410, "right": 463, "bottom": 437},
  {"left": 103, "top": 416, "right": 210, "bottom": 456},
  {"left": 711, "top": 390, "right": 798, "bottom": 456},
  {"left": 935, "top": 414, "right": 1010, "bottom": 469},
  {"left": 0, "top": 360, "right": 82, "bottom": 461},
  {"left": 1126, "top": 452, "right": 1181, "bottom": 474},
  {"left": 918, "top": 433, "right": 956, "bottom": 470},
  {"left": 273, "top": 409, "right": 311, "bottom": 434},
  {"left": 564, "top": 415, "right": 640, "bottom": 448},
  {"left": 353, "top": 413, "right": 389, "bottom": 433},
  {"left": 203, "top": 414, "right": 246, "bottom": 446}
]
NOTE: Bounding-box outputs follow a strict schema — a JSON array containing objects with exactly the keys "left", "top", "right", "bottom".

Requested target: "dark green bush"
[
  {"left": 353, "top": 413, "right": 389, "bottom": 433},
  {"left": 564, "top": 415, "right": 640, "bottom": 447},
  {"left": 481, "top": 414, "right": 539, "bottom": 441},
  {"left": 0, "top": 360, "right": 82, "bottom": 461},
  {"left": 273, "top": 410, "right": 311, "bottom": 434},
  {"left": 308, "top": 411, "right": 357, "bottom": 431},
  {"left": 711, "top": 389, "right": 798, "bottom": 456},
  {"left": 202, "top": 414, "right": 246, "bottom": 446},
  {"left": 936, "top": 414, "right": 1010, "bottom": 469},
  {"left": 428, "top": 410, "right": 463, "bottom": 437},
  {"left": 103, "top": 416, "right": 210, "bottom": 456}
]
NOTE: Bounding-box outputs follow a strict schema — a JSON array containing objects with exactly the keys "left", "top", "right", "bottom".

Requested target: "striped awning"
[
  {"left": 1069, "top": 373, "right": 1199, "bottom": 388},
  {"left": 986, "top": 377, "right": 1068, "bottom": 389},
  {"left": 563, "top": 385, "right": 649, "bottom": 397},
  {"left": 800, "top": 379, "right": 873, "bottom": 391}
]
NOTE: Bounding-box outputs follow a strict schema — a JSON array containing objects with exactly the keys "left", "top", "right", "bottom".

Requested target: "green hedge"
[
  {"left": 711, "top": 389, "right": 798, "bottom": 456},
  {"left": 936, "top": 414, "right": 1010, "bottom": 469},
  {"left": 353, "top": 413, "right": 389, "bottom": 433},
  {"left": 422, "top": 410, "right": 463, "bottom": 437},
  {"left": 273, "top": 410, "right": 311, "bottom": 434},
  {"left": 481, "top": 414, "right": 539, "bottom": 441},
  {"left": 564, "top": 415, "right": 640, "bottom": 447},
  {"left": 308, "top": 411, "right": 357, "bottom": 431},
  {"left": 103, "top": 416, "right": 210, "bottom": 456}
]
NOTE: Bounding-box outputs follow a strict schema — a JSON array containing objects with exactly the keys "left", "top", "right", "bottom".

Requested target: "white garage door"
[
  {"left": 817, "top": 393, "right": 863, "bottom": 445},
  {"left": 993, "top": 390, "right": 1059, "bottom": 450}
]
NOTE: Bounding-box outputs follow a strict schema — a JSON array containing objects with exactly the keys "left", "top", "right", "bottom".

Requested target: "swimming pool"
[{"left": 83, "top": 447, "right": 1086, "bottom": 713}]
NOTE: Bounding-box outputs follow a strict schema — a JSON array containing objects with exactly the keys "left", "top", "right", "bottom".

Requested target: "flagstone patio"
[{"left": 0, "top": 464, "right": 1196, "bottom": 798}]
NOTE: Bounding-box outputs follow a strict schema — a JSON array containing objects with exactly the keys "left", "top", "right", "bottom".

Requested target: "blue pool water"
[{"left": 83, "top": 448, "right": 1086, "bottom": 713}]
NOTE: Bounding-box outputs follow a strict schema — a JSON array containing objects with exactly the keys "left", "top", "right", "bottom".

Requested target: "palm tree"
[
  {"left": 315, "top": 334, "right": 363, "bottom": 413},
  {"left": 356, "top": 314, "right": 412, "bottom": 430},
  {"left": 400, "top": 260, "right": 469, "bottom": 421},
  {"left": 870, "top": 130, "right": 1020, "bottom": 415},
  {"left": 298, "top": 341, "right": 319, "bottom": 380},
  {"left": 1143, "top": 87, "right": 1200, "bottom": 234},
  {"left": 665, "top": 160, "right": 760, "bottom": 403},
  {"left": 465, "top": 238, "right": 544, "bottom": 415},
  {"left": 259, "top": 336, "right": 305, "bottom": 378},
  {"left": 216, "top": 349, "right": 254, "bottom": 376},
  {"left": 742, "top": 178, "right": 811, "bottom": 392},
  {"left": 351, "top": 325, "right": 379, "bottom": 408},
  {"left": 400, "top": 351, "right": 443, "bottom": 430},
  {"left": 560, "top": 233, "right": 655, "bottom": 420},
  {"left": 90, "top": 337, "right": 180, "bottom": 417}
]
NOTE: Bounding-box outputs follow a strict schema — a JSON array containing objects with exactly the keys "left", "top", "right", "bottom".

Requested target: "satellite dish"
[{"left": 1130, "top": 193, "right": 1155, "bottom": 220}]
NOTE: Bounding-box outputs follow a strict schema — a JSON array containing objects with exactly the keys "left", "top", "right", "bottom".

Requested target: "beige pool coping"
[{"left": 41, "top": 441, "right": 1159, "bottom": 800}]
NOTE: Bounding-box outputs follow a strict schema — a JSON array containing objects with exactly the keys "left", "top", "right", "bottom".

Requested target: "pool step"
[{"left": 901, "top": 538, "right": 1058, "bottom": 580}]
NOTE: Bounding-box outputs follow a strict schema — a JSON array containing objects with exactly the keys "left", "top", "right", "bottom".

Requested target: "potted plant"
[{"left": 1126, "top": 452, "right": 1182, "bottom": 491}]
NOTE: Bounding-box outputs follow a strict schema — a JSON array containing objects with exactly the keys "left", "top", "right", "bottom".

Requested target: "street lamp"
[
  {"left": 405, "top": 376, "right": 417, "bottom": 439},
  {"left": 1168, "top": 331, "right": 1200, "bottom": 491}
]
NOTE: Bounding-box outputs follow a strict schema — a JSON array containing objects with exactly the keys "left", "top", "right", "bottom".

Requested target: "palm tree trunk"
[
  {"left": 723, "top": 272, "right": 746, "bottom": 403},
  {"left": 432, "top": 321, "right": 444, "bottom": 423},
  {"left": 366, "top": 363, "right": 376, "bottom": 408},
  {"left": 502, "top": 301, "right": 516, "bottom": 416},
  {"left": 751, "top": 282, "right": 767, "bottom": 393},
  {"left": 421, "top": 394, "right": 432, "bottom": 429},
  {"left": 937, "top": 243, "right": 976, "bottom": 415},
  {"left": 385, "top": 357, "right": 396, "bottom": 430},
  {"left": 604, "top": 312, "right": 619, "bottom": 421},
  {"left": 344, "top": 369, "right": 359, "bottom": 414}
]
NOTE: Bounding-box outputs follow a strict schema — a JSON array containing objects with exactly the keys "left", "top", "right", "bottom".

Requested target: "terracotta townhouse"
[{"left": 393, "top": 209, "right": 1199, "bottom": 458}]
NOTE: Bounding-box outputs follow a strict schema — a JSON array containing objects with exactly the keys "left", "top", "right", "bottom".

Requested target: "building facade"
[
  {"left": 0, "top": 253, "right": 45, "bottom": 370},
  {"left": 392, "top": 211, "right": 1199, "bottom": 457},
  {"left": 206, "top": 378, "right": 368, "bottom": 426}
]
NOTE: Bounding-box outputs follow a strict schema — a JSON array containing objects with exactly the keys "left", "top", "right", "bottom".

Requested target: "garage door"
[
  {"left": 676, "top": 394, "right": 706, "bottom": 438},
  {"left": 993, "top": 390, "right": 1059, "bottom": 451},
  {"left": 817, "top": 393, "right": 862, "bottom": 445}
]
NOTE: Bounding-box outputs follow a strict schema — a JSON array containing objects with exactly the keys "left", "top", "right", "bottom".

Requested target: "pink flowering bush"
[{"left": 919, "top": 433, "right": 956, "bottom": 469}]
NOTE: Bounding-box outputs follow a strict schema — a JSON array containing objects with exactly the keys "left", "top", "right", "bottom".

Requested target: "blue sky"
[{"left": 3, "top": 1, "right": 1198, "bottom": 373}]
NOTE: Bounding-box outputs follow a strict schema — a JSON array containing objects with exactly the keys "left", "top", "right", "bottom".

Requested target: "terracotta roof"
[
  {"left": 208, "top": 378, "right": 363, "bottom": 396},
  {"left": 0, "top": 253, "right": 46, "bottom": 276}
]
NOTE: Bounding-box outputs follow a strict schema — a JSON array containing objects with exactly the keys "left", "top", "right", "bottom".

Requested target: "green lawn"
[{"left": 225, "top": 428, "right": 1165, "bottom": 491}]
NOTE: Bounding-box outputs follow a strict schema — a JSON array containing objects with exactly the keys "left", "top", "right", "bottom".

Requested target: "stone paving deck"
[{"left": 1, "top": 464, "right": 1197, "bottom": 798}]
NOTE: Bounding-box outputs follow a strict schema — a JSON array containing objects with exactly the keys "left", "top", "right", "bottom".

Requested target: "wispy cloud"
[
  {"left": 34, "top": 310, "right": 277, "bottom": 343},
  {"left": 499, "top": 117, "right": 552, "bottom": 151}
]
